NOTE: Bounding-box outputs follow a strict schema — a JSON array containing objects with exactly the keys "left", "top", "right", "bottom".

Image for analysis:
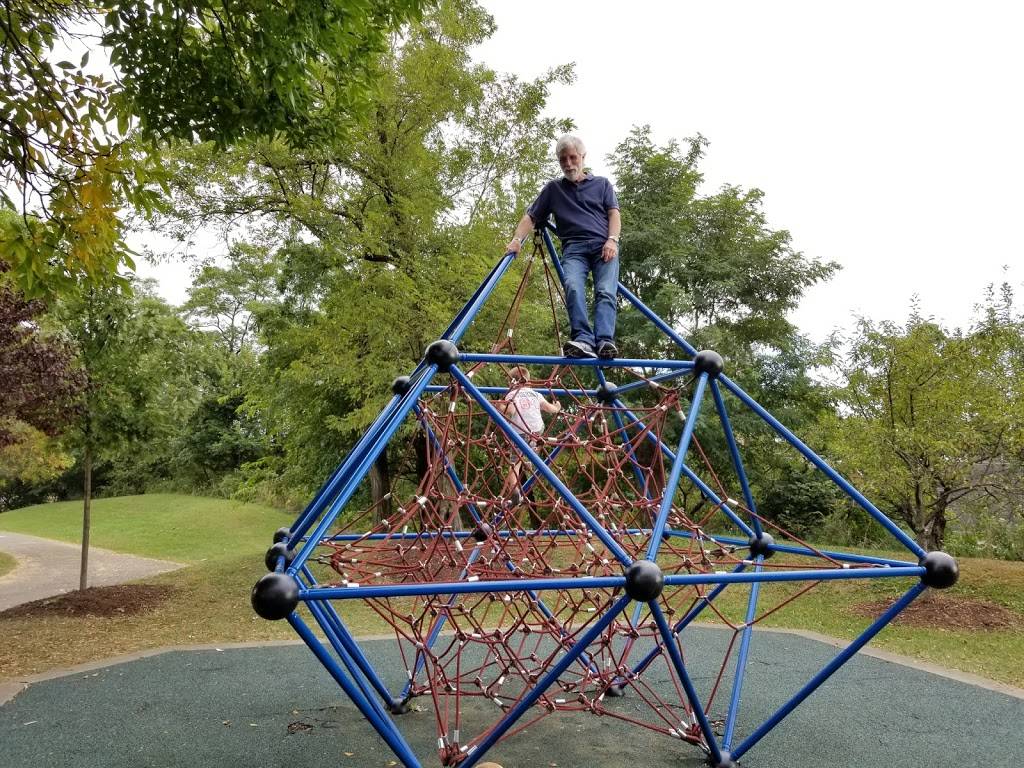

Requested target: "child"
[{"left": 494, "top": 366, "right": 561, "bottom": 508}]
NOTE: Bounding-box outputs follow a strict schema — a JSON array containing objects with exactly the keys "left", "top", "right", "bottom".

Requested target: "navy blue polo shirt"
[{"left": 527, "top": 174, "right": 619, "bottom": 251}]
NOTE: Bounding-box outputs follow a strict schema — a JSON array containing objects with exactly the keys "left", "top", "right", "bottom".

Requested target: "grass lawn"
[
  {"left": 0, "top": 550, "right": 16, "bottom": 578},
  {"left": 1, "top": 494, "right": 1022, "bottom": 690}
]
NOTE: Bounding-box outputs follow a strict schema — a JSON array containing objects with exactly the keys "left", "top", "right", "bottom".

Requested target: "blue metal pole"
[
  {"left": 650, "top": 602, "right": 724, "bottom": 764},
  {"left": 443, "top": 250, "right": 520, "bottom": 343},
  {"left": 415, "top": 404, "right": 483, "bottom": 526},
  {"left": 711, "top": 381, "right": 761, "bottom": 535},
  {"left": 459, "top": 351, "right": 693, "bottom": 370},
  {"left": 300, "top": 564, "right": 922, "bottom": 602},
  {"left": 617, "top": 283, "right": 699, "bottom": 357},
  {"left": 287, "top": 388, "right": 408, "bottom": 542},
  {"left": 619, "top": 404, "right": 756, "bottom": 538},
  {"left": 629, "top": 562, "right": 748, "bottom": 679},
  {"left": 730, "top": 581, "right": 928, "bottom": 761},
  {"left": 451, "top": 365, "right": 634, "bottom": 568},
  {"left": 288, "top": 365, "right": 439, "bottom": 573},
  {"left": 719, "top": 374, "right": 926, "bottom": 558},
  {"left": 646, "top": 373, "right": 709, "bottom": 560},
  {"left": 458, "top": 595, "right": 632, "bottom": 768},
  {"left": 722, "top": 561, "right": 763, "bottom": 750},
  {"left": 288, "top": 613, "right": 421, "bottom": 768},
  {"left": 309, "top": 597, "right": 403, "bottom": 709},
  {"left": 662, "top": 529, "right": 917, "bottom": 568},
  {"left": 307, "top": 599, "right": 397, "bottom": 722}
]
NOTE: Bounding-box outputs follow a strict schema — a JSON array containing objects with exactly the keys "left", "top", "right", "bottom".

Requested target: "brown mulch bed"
[
  {"left": 0, "top": 584, "right": 176, "bottom": 620},
  {"left": 852, "top": 592, "right": 1022, "bottom": 631}
]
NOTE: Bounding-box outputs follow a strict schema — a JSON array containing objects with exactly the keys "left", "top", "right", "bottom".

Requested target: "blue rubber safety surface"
[{"left": 2, "top": 628, "right": 1022, "bottom": 768}]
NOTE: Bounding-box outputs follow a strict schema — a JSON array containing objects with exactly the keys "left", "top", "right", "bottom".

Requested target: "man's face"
[{"left": 559, "top": 147, "right": 585, "bottom": 182}]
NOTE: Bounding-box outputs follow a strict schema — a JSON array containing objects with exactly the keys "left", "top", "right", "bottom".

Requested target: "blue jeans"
[{"left": 562, "top": 241, "right": 620, "bottom": 348}]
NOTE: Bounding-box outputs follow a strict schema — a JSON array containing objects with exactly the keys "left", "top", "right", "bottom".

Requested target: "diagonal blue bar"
[
  {"left": 451, "top": 365, "right": 634, "bottom": 568},
  {"left": 288, "top": 364, "right": 439, "bottom": 573},
  {"left": 650, "top": 601, "right": 724, "bottom": 764},
  {"left": 458, "top": 594, "right": 632, "bottom": 768},
  {"left": 730, "top": 581, "right": 928, "bottom": 760},
  {"left": 629, "top": 562, "right": 748, "bottom": 679},
  {"left": 722, "top": 560, "right": 764, "bottom": 750},
  {"left": 288, "top": 613, "right": 422, "bottom": 768},
  {"left": 619, "top": 404, "right": 756, "bottom": 537},
  {"left": 719, "top": 373, "right": 926, "bottom": 558},
  {"left": 646, "top": 372, "right": 709, "bottom": 560},
  {"left": 711, "top": 380, "right": 762, "bottom": 535}
]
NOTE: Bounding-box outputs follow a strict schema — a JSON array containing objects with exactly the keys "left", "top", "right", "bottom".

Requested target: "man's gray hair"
[{"left": 555, "top": 134, "right": 586, "bottom": 158}]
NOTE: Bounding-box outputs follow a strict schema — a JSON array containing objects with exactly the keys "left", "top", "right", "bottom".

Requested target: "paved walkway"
[{"left": 0, "top": 531, "right": 184, "bottom": 611}]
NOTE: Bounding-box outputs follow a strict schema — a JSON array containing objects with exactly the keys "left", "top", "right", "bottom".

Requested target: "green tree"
[
  {"left": 1, "top": 0, "right": 429, "bottom": 295},
  {"left": 57, "top": 279, "right": 207, "bottom": 587},
  {"left": 826, "top": 291, "right": 1024, "bottom": 551},
  {"left": 153, "top": 0, "right": 571, "bottom": 504},
  {"left": 607, "top": 126, "right": 840, "bottom": 533}
]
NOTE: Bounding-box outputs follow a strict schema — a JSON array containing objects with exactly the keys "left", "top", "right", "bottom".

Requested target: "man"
[{"left": 506, "top": 134, "right": 622, "bottom": 359}]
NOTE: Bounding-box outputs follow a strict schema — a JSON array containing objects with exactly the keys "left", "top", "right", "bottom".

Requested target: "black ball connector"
[
  {"left": 273, "top": 526, "right": 291, "bottom": 544},
  {"left": 251, "top": 572, "right": 300, "bottom": 620},
  {"left": 424, "top": 339, "right": 460, "bottom": 372},
  {"left": 595, "top": 381, "right": 618, "bottom": 405},
  {"left": 748, "top": 532, "right": 775, "bottom": 560},
  {"left": 693, "top": 350, "right": 725, "bottom": 379},
  {"left": 389, "top": 698, "right": 413, "bottom": 715},
  {"left": 624, "top": 559, "right": 664, "bottom": 602},
  {"left": 392, "top": 375, "right": 411, "bottom": 396},
  {"left": 604, "top": 683, "right": 625, "bottom": 698},
  {"left": 472, "top": 523, "right": 493, "bottom": 542},
  {"left": 265, "top": 541, "right": 295, "bottom": 572},
  {"left": 709, "top": 750, "right": 740, "bottom": 768},
  {"left": 919, "top": 551, "right": 959, "bottom": 589}
]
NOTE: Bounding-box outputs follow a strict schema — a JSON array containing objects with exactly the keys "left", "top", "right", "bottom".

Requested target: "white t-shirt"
[{"left": 502, "top": 387, "right": 545, "bottom": 436}]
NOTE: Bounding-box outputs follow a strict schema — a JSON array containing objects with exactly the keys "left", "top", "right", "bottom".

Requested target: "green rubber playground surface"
[{"left": 2, "top": 628, "right": 1021, "bottom": 768}]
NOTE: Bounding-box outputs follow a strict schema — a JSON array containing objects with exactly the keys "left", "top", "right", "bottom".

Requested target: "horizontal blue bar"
[
  {"left": 458, "top": 352, "right": 694, "bottom": 370},
  {"left": 300, "top": 564, "right": 923, "bottom": 601},
  {"left": 662, "top": 530, "right": 918, "bottom": 568}
]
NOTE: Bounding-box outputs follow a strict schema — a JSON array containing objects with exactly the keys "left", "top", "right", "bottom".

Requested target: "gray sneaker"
[
  {"left": 563, "top": 340, "right": 597, "bottom": 359},
  {"left": 597, "top": 340, "right": 618, "bottom": 360}
]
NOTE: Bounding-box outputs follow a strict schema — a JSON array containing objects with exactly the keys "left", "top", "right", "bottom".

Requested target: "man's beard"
[{"left": 563, "top": 167, "right": 581, "bottom": 181}]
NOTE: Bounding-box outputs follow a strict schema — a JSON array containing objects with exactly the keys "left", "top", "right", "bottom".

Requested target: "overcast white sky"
[{"left": 140, "top": 0, "right": 1024, "bottom": 342}]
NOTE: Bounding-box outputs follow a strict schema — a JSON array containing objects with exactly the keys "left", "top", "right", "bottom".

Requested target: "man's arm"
[
  {"left": 602, "top": 207, "right": 621, "bottom": 263},
  {"left": 505, "top": 213, "right": 535, "bottom": 254}
]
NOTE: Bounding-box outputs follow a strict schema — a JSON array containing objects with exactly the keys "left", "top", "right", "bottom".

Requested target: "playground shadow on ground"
[{"left": 1, "top": 627, "right": 1022, "bottom": 768}]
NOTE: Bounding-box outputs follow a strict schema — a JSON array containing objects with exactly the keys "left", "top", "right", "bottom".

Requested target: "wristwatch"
[{"left": 608, "top": 235, "right": 620, "bottom": 244}]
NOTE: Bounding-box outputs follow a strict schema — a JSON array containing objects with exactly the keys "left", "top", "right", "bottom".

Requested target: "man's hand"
[
  {"left": 506, "top": 237, "right": 522, "bottom": 254},
  {"left": 602, "top": 238, "right": 618, "bottom": 262}
]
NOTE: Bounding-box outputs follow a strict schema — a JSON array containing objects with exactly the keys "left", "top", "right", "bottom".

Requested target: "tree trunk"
[
  {"left": 918, "top": 499, "right": 948, "bottom": 552},
  {"left": 369, "top": 449, "right": 393, "bottom": 521},
  {"left": 79, "top": 445, "right": 92, "bottom": 591}
]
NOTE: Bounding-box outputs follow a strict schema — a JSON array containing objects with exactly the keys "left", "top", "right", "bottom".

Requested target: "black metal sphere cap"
[
  {"left": 748, "top": 532, "right": 775, "bottom": 559},
  {"left": 251, "top": 572, "right": 300, "bottom": 620},
  {"left": 391, "top": 375, "right": 412, "bottom": 395},
  {"left": 265, "top": 541, "right": 294, "bottom": 572},
  {"left": 624, "top": 559, "right": 664, "bottom": 602},
  {"left": 273, "top": 526, "right": 292, "bottom": 544},
  {"left": 920, "top": 551, "right": 959, "bottom": 589},
  {"left": 708, "top": 751, "right": 740, "bottom": 768},
  {"left": 472, "top": 522, "right": 493, "bottom": 542},
  {"left": 425, "top": 339, "right": 460, "bottom": 372},
  {"left": 595, "top": 381, "right": 618, "bottom": 404},
  {"left": 693, "top": 350, "right": 725, "bottom": 378}
]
